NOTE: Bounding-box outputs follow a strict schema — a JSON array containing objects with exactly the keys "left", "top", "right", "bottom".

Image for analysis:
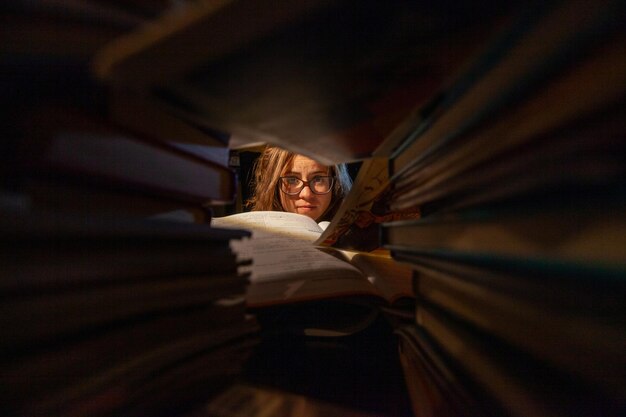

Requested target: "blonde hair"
[{"left": 246, "top": 146, "right": 352, "bottom": 221}]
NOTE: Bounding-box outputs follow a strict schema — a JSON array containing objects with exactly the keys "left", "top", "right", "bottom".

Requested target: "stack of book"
[
  {"left": 0, "top": 209, "right": 259, "bottom": 417},
  {"left": 381, "top": 1, "right": 626, "bottom": 416},
  {"left": 1, "top": 1, "right": 235, "bottom": 223},
  {"left": 6, "top": 103, "right": 234, "bottom": 223},
  {"left": 92, "top": 0, "right": 525, "bottom": 165},
  {"left": 1, "top": 3, "right": 258, "bottom": 417}
]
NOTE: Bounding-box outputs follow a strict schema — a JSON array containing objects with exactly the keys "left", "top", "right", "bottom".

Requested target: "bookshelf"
[{"left": 2, "top": 0, "right": 625, "bottom": 416}]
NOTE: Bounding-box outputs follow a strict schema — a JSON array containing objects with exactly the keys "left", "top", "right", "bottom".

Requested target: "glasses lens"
[
  {"left": 280, "top": 177, "right": 303, "bottom": 194},
  {"left": 311, "top": 176, "right": 333, "bottom": 194}
]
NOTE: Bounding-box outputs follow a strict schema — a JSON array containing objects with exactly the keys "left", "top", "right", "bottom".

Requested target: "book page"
[
  {"left": 347, "top": 251, "right": 415, "bottom": 305},
  {"left": 316, "top": 157, "right": 420, "bottom": 252},
  {"left": 211, "top": 211, "right": 365, "bottom": 286},
  {"left": 212, "top": 211, "right": 323, "bottom": 241}
]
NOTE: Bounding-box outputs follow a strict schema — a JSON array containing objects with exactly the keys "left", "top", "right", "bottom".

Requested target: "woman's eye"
[{"left": 286, "top": 177, "right": 299, "bottom": 185}]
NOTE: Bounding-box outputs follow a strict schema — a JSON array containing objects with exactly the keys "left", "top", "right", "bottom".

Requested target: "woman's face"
[{"left": 279, "top": 155, "right": 333, "bottom": 221}]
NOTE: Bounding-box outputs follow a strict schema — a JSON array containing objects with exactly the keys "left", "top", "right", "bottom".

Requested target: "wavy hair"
[{"left": 245, "top": 146, "right": 352, "bottom": 221}]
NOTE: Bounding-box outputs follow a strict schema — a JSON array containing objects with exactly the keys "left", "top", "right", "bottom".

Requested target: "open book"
[
  {"left": 211, "top": 211, "right": 414, "bottom": 335},
  {"left": 315, "top": 157, "right": 420, "bottom": 252}
]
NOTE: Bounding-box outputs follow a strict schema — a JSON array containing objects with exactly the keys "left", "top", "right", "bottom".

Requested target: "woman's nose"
[{"left": 298, "top": 184, "right": 314, "bottom": 198}]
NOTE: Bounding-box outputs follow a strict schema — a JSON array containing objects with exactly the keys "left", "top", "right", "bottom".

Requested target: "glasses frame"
[{"left": 279, "top": 176, "right": 335, "bottom": 195}]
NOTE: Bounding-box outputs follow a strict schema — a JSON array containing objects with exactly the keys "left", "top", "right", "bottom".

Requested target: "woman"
[{"left": 246, "top": 146, "right": 352, "bottom": 222}]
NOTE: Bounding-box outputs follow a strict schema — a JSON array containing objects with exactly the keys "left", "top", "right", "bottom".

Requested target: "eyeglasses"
[{"left": 279, "top": 176, "right": 335, "bottom": 195}]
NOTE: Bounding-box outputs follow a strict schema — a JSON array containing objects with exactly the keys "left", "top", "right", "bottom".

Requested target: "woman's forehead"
[{"left": 284, "top": 155, "right": 329, "bottom": 174}]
